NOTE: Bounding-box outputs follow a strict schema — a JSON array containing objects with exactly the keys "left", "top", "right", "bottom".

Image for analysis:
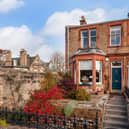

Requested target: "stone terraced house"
[{"left": 65, "top": 16, "right": 129, "bottom": 93}]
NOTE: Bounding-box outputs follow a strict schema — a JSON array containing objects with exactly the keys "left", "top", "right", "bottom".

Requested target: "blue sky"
[{"left": 0, "top": 0, "right": 128, "bottom": 61}]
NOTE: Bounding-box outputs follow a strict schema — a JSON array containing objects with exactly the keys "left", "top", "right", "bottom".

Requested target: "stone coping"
[{"left": 51, "top": 94, "right": 109, "bottom": 111}]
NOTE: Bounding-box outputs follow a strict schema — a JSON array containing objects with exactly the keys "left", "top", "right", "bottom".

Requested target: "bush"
[
  {"left": 63, "top": 101, "right": 78, "bottom": 117},
  {"left": 0, "top": 120, "right": 8, "bottom": 127},
  {"left": 41, "top": 71, "right": 57, "bottom": 91},
  {"left": 75, "top": 88, "right": 91, "bottom": 101},
  {"left": 24, "top": 86, "right": 63, "bottom": 115},
  {"left": 58, "top": 79, "right": 76, "bottom": 99}
]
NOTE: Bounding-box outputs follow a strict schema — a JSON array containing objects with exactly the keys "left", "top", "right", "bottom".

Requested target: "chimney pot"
[
  {"left": 80, "top": 16, "right": 87, "bottom": 25},
  {"left": 128, "top": 13, "right": 129, "bottom": 18}
]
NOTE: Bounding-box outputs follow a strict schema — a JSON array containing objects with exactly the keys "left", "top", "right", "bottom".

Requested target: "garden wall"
[
  {"left": 0, "top": 68, "right": 44, "bottom": 108},
  {"left": 52, "top": 95, "right": 109, "bottom": 129}
]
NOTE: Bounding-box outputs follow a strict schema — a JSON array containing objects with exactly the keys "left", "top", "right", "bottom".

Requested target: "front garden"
[{"left": 0, "top": 71, "right": 109, "bottom": 129}]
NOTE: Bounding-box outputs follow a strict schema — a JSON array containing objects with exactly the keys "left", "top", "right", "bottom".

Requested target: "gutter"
[{"left": 66, "top": 18, "right": 129, "bottom": 29}]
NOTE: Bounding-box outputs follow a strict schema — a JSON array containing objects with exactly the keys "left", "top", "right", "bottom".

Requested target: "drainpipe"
[{"left": 67, "top": 26, "right": 70, "bottom": 73}]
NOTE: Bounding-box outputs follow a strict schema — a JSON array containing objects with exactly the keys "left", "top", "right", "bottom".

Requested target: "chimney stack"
[
  {"left": 5, "top": 50, "right": 12, "bottom": 66},
  {"left": 80, "top": 16, "right": 87, "bottom": 25},
  {"left": 128, "top": 13, "right": 129, "bottom": 18},
  {"left": 20, "top": 49, "right": 27, "bottom": 66}
]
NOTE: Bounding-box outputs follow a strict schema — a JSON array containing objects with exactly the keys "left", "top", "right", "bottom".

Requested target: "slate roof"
[{"left": 72, "top": 48, "right": 106, "bottom": 57}]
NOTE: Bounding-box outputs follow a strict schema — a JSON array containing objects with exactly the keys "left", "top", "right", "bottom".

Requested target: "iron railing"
[
  {"left": 125, "top": 87, "right": 129, "bottom": 98},
  {"left": 0, "top": 107, "right": 98, "bottom": 129}
]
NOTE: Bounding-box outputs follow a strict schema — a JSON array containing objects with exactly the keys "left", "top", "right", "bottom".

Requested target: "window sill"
[
  {"left": 96, "top": 83, "right": 102, "bottom": 85},
  {"left": 79, "top": 82, "right": 92, "bottom": 86},
  {"left": 108, "top": 45, "right": 121, "bottom": 48}
]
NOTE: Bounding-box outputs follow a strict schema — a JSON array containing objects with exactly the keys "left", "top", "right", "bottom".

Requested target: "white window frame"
[
  {"left": 110, "top": 26, "right": 121, "bottom": 46},
  {"left": 81, "top": 30, "right": 88, "bottom": 48},
  {"left": 79, "top": 60, "right": 93, "bottom": 85},
  {"left": 74, "top": 62, "right": 76, "bottom": 84},
  {"left": 89, "top": 29, "right": 96, "bottom": 48},
  {"left": 96, "top": 61, "right": 102, "bottom": 85}
]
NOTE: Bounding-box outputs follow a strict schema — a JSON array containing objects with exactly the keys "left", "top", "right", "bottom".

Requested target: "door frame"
[{"left": 111, "top": 61, "right": 122, "bottom": 92}]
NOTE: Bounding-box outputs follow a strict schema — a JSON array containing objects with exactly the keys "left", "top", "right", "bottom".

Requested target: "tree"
[{"left": 50, "top": 52, "right": 65, "bottom": 72}]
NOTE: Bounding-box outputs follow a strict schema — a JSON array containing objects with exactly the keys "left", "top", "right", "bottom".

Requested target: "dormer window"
[
  {"left": 90, "top": 29, "right": 96, "bottom": 48},
  {"left": 110, "top": 26, "right": 121, "bottom": 46},
  {"left": 81, "top": 30, "right": 88, "bottom": 48}
]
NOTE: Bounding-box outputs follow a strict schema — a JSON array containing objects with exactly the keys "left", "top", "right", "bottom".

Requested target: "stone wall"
[
  {"left": 51, "top": 95, "right": 109, "bottom": 129},
  {"left": 0, "top": 68, "right": 44, "bottom": 108}
]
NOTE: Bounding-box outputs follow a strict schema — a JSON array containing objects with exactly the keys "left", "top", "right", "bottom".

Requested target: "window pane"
[
  {"left": 112, "top": 61, "right": 121, "bottom": 66},
  {"left": 91, "top": 37, "right": 96, "bottom": 48},
  {"left": 74, "top": 62, "right": 76, "bottom": 84},
  {"left": 80, "top": 70, "right": 92, "bottom": 85},
  {"left": 82, "top": 31, "right": 88, "bottom": 37},
  {"left": 116, "top": 34, "right": 120, "bottom": 44},
  {"left": 91, "top": 30, "right": 96, "bottom": 36},
  {"left": 80, "top": 60, "right": 92, "bottom": 70},
  {"left": 96, "top": 61, "right": 102, "bottom": 84},
  {"left": 81, "top": 30, "right": 88, "bottom": 48},
  {"left": 80, "top": 60, "right": 92, "bottom": 85},
  {"left": 111, "top": 26, "right": 121, "bottom": 46},
  {"left": 90, "top": 29, "right": 96, "bottom": 48},
  {"left": 83, "top": 37, "right": 88, "bottom": 48}
]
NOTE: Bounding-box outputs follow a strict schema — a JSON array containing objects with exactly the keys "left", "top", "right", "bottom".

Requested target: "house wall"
[
  {"left": 66, "top": 19, "right": 129, "bottom": 92},
  {"left": 29, "top": 55, "right": 45, "bottom": 72}
]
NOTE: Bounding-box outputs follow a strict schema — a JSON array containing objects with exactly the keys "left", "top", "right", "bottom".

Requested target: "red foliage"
[
  {"left": 23, "top": 86, "right": 63, "bottom": 115},
  {"left": 59, "top": 79, "right": 76, "bottom": 98}
]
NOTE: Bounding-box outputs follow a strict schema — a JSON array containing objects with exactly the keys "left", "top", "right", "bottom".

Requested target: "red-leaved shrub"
[
  {"left": 24, "top": 86, "right": 63, "bottom": 115},
  {"left": 59, "top": 79, "right": 76, "bottom": 99}
]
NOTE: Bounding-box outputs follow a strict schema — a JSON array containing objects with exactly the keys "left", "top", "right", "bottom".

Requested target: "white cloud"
[
  {"left": 42, "top": 8, "right": 106, "bottom": 37},
  {"left": 0, "top": 0, "right": 24, "bottom": 13},
  {"left": 42, "top": 8, "right": 127, "bottom": 37},
  {"left": 0, "top": 25, "right": 51, "bottom": 61},
  {"left": 0, "top": 8, "right": 127, "bottom": 61}
]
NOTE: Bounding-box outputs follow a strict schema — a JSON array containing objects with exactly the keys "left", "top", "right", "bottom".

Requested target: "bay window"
[
  {"left": 79, "top": 60, "right": 92, "bottom": 85},
  {"left": 110, "top": 26, "right": 121, "bottom": 46}
]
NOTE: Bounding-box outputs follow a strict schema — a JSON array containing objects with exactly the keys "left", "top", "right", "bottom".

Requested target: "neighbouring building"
[
  {"left": 65, "top": 15, "right": 129, "bottom": 93},
  {"left": 0, "top": 49, "right": 45, "bottom": 73}
]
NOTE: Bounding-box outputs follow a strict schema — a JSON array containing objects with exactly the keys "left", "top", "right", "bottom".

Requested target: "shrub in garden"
[
  {"left": 63, "top": 101, "right": 78, "bottom": 117},
  {"left": 58, "top": 78, "right": 76, "bottom": 99},
  {"left": 0, "top": 120, "right": 8, "bottom": 127},
  {"left": 41, "top": 71, "right": 57, "bottom": 91},
  {"left": 24, "top": 86, "right": 63, "bottom": 115},
  {"left": 57, "top": 72, "right": 76, "bottom": 98},
  {"left": 75, "top": 88, "right": 91, "bottom": 101}
]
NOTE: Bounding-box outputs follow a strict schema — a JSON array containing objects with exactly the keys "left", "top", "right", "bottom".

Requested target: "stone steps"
[
  {"left": 104, "top": 126, "right": 128, "bottom": 129},
  {"left": 105, "top": 109, "right": 127, "bottom": 116},
  {"left": 105, "top": 104, "right": 126, "bottom": 110},
  {"left": 103, "top": 120, "right": 128, "bottom": 129},
  {"left": 103, "top": 95, "right": 129, "bottom": 129},
  {"left": 104, "top": 114, "right": 128, "bottom": 122}
]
